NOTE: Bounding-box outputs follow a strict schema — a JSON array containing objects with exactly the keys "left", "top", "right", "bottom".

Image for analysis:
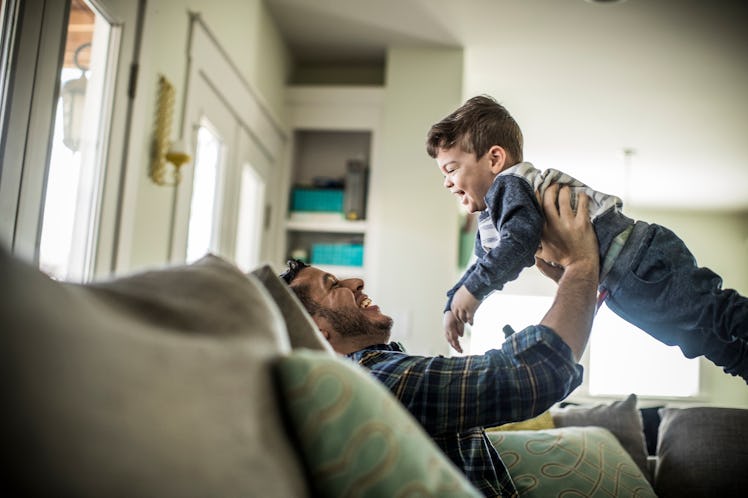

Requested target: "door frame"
[{"left": 0, "top": 0, "right": 145, "bottom": 279}]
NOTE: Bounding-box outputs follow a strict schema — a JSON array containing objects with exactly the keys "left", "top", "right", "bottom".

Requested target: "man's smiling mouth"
[{"left": 360, "top": 297, "right": 372, "bottom": 308}]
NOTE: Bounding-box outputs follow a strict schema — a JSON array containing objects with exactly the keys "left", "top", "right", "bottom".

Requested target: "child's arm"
[
  {"left": 451, "top": 285, "right": 480, "bottom": 326},
  {"left": 443, "top": 310, "right": 465, "bottom": 353},
  {"left": 461, "top": 177, "right": 544, "bottom": 302},
  {"left": 443, "top": 231, "right": 484, "bottom": 352}
]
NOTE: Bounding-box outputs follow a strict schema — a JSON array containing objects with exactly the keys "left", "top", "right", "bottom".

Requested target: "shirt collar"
[{"left": 349, "top": 341, "right": 407, "bottom": 355}]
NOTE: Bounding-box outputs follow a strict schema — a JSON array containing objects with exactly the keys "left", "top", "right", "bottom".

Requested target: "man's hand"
[
  {"left": 536, "top": 184, "right": 600, "bottom": 361},
  {"left": 443, "top": 310, "right": 466, "bottom": 353},
  {"left": 536, "top": 184, "right": 598, "bottom": 280}
]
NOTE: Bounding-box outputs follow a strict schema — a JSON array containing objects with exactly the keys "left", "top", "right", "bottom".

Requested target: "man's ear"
[{"left": 487, "top": 145, "right": 509, "bottom": 173}]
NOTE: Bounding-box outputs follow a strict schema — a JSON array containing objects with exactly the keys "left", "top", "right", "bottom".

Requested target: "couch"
[
  {"left": 2, "top": 250, "right": 745, "bottom": 497},
  {"left": 490, "top": 393, "right": 748, "bottom": 497}
]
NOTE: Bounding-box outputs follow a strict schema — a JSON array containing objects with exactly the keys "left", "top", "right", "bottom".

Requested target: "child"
[{"left": 427, "top": 95, "right": 748, "bottom": 382}]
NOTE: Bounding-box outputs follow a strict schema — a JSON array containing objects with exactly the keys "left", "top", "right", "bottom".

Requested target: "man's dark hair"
[
  {"left": 280, "top": 258, "right": 308, "bottom": 284},
  {"left": 425, "top": 95, "right": 523, "bottom": 164},
  {"left": 280, "top": 259, "right": 320, "bottom": 315}
]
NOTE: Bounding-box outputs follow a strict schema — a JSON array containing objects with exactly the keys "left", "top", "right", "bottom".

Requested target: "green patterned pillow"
[
  {"left": 275, "top": 350, "right": 482, "bottom": 498},
  {"left": 488, "top": 427, "right": 656, "bottom": 497}
]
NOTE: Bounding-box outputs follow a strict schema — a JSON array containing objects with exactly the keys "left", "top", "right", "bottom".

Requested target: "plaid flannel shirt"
[{"left": 348, "top": 325, "right": 583, "bottom": 497}]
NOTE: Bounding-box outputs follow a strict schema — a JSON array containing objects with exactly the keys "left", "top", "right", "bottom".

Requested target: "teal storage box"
[
  {"left": 311, "top": 243, "right": 364, "bottom": 267},
  {"left": 291, "top": 188, "right": 344, "bottom": 212}
]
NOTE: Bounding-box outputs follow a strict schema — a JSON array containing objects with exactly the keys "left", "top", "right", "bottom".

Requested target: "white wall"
[
  {"left": 118, "top": 0, "right": 290, "bottom": 272},
  {"left": 368, "top": 47, "right": 463, "bottom": 355}
]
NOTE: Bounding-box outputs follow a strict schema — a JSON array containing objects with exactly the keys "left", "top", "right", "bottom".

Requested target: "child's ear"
[{"left": 487, "top": 145, "right": 508, "bottom": 173}]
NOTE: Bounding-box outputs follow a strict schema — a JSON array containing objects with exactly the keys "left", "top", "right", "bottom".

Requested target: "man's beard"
[{"left": 318, "top": 306, "right": 393, "bottom": 339}]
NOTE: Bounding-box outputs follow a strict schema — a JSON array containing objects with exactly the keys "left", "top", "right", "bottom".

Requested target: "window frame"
[
  {"left": 0, "top": 0, "right": 69, "bottom": 260},
  {"left": 0, "top": 0, "right": 144, "bottom": 279}
]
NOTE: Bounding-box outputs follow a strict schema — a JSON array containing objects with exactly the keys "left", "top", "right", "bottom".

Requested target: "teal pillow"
[
  {"left": 274, "top": 350, "right": 482, "bottom": 497},
  {"left": 488, "top": 427, "right": 656, "bottom": 497}
]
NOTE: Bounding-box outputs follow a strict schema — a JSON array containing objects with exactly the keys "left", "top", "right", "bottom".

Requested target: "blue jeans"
[{"left": 603, "top": 221, "right": 748, "bottom": 381}]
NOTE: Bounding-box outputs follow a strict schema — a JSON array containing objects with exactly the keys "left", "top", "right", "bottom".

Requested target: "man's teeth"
[{"left": 360, "top": 297, "right": 372, "bottom": 308}]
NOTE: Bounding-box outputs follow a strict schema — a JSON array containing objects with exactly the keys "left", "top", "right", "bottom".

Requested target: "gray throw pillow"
[
  {"left": 551, "top": 394, "right": 649, "bottom": 479},
  {"left": 655, "top": 407, "right": 748, "bottom": 498},
  {"left": 0, "top": 250, "right": 309, "bottom": 497}
]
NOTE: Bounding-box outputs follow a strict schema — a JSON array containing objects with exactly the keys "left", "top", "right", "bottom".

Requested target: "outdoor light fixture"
[{"left": 61, "top": 42, "right": 90, "bottom": 152}]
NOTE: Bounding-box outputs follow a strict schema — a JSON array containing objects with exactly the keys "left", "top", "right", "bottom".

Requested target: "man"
[{"left": 281, "top": 185, "right": 599, "bottom": 497}]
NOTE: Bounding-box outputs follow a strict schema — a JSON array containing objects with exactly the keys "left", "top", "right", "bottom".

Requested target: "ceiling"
[{"left": 266, "top": 0, "right": 748, "bottom": 211}]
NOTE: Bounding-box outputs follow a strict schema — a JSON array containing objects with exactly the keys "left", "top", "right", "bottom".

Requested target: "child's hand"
[
  {"left": 443, "top": 311, "right": 465, "bottom": 353},
  {"left": 451, "top": 285, "right": 480, "bottom": 326}
]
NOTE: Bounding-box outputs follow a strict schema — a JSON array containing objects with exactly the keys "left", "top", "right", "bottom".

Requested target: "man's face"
[
  {"left": 291, "top": 266, "right": 393, "bottom": 341},
  {"left": 436, "top": 146, "right": 497, "bottom": 213}
]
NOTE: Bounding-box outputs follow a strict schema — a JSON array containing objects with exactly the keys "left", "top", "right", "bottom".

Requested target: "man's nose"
[{"left": 443, "top": 175, "right": 453, "bottom": 188}]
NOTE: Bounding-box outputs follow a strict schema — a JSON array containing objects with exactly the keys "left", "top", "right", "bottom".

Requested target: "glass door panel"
[
  {"left": 186, "top": 122, "right": 224, "bottom": 263},
  {"left": 38, "top": 0, "right": 118, "bottom": 281},
  {"left": 234, "top": 161, "right": 266, "bottom": 272}
]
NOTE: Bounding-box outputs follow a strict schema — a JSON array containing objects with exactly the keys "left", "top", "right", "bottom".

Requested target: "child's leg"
[{"left": 606, "top": 223, "right": 748, "bottom": 380}]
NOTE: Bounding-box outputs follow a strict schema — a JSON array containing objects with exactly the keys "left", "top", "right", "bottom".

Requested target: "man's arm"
[{"left": 536, "top": 184, "right": 599, "bottom": 361}]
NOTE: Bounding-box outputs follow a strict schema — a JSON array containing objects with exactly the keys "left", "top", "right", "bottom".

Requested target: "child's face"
[{"left": 436, "top": 146, "right": 498, "bottom": 213}]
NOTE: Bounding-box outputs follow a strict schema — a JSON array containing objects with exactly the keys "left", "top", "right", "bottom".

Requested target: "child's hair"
[{"left": 426, "top": 95, "right": 523, "bottom": 164}]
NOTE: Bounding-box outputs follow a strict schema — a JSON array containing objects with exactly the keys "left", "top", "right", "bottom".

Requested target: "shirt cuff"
[{"left": 503, "top": 324, "right": 580, "bottom": 369}]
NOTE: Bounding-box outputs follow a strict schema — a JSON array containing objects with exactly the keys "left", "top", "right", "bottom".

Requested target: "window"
[
  {"left": 589, "top": 304, "right": 699, "bottom": 397},
  {"left": 1, "top": 0, "right": 140, "bottom": 277},
  {"left": 0, "top": 0, "right": 16, "bottom": 134},
  {"left": 185, "top": 123, "right": 223, "bottom": 263},
  {"left": 234, "top": 162, "right": 266, "bottom": 272},
  {"left": 38, "top": 0, "right": 119, "bottom": 281},
  {"left": 469, "top": 293, "right": 700, "bottom": 398},
  {"left": 470, "top": 294, "right": 552, "bottom": 355},
  {"left": 171, "top": 17, "right": 283, "bottom": 267}
]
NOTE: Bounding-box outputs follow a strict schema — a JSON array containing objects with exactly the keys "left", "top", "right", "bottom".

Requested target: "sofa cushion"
[
  {"left": 487, "top": 410, "right": 555, "bottom": 432},
  {"left": 0, "top": 249, "right": 308, "bottom": 497},
  {"left": 551, "top": 394, "right": 649, "bottom": 478},
  {"left": 488, "top": 427, "right": 656, "bottom": 497},
  {"left": 274, "top": 349, "right": 482, "bottom": 497},
  {"left": 251, "top": 264, "right": 332, "bottom": 352},
  {"left": 655, "top": 406, "right": 748, "bottom": 498}
]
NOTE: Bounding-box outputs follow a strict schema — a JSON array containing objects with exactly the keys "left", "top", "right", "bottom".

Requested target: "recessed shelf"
[
  {"left": 286, "top": 217, "right": 367, "bottom": 234},
  {"left": 283, "top": 86, "right": 381, "bottom": 275}
]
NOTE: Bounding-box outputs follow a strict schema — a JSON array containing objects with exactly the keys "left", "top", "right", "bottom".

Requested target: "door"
[
  {"left": 170, "top": 16, "right": 282, "bottom": 270},
  {"left": 0, "top": 0, "right": 143, "bottom": 281}
]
